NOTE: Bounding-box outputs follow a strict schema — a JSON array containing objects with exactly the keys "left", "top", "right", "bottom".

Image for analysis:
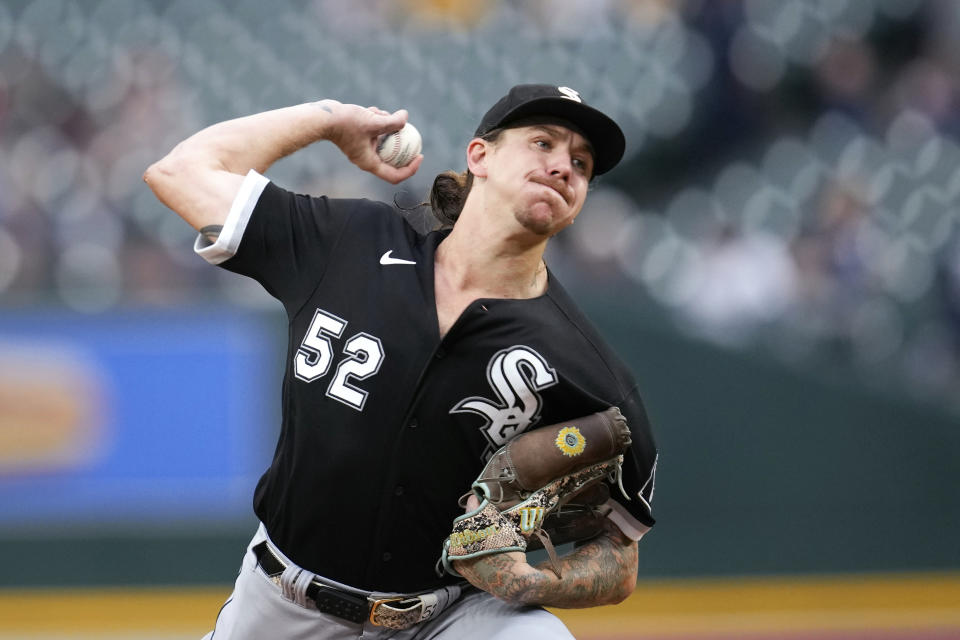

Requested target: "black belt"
[{"left": 253, "top": 541, "right": 372, "bottom": 624}]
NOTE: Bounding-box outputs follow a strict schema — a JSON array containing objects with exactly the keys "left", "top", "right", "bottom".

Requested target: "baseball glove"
[{"left": 439, "top": 407, "right": 631, "bottom": 578}]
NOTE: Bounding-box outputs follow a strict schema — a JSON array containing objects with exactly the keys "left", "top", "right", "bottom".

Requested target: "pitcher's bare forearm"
[
  {"left": 454, "top": 525, "right": 639, "bottom": 608},
  {"left": 142, "top": 102, "right": 338, "bottom": 230},
  {"left": 171, "top": 102, "right": 337, "bottom": 176},
  {"left": 142, "top": 100, "right": 418, "bottom": 232}
]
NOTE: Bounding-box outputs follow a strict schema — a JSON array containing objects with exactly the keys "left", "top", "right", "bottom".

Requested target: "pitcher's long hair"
[{"left": 427, "top": 128, "right": 505, "bottom": 228}]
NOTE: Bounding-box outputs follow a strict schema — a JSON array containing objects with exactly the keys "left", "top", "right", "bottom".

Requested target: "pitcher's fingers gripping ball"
[
  {"left": 440, "top": 407, "right": 632, "bottom": 578},
  {"left": 377, "top": 122, "right": 422, "bottom": 167}
]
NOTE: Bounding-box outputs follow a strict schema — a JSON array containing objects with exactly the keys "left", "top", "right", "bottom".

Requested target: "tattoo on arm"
[
  {"left": 316, "top": 103, "right": 333, "bottom": 114},
  {"left": 528, "top": 527, "right": 638, "bottom": 608},
  {"left": 200, "top": 225, "right": 223, "bottom": 243},
  {"left": 456, "top": 526, "right": 639, "bottom": 609},
  {"left": 455, "top": 552, "right": 542, "bottom": 603}
]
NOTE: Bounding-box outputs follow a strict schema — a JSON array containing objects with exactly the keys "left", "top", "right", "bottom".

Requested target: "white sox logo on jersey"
[{"left": 450, "top": 345, "right": 558, "bottom": 457}]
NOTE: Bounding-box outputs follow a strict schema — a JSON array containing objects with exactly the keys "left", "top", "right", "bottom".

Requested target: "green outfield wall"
[{"left": 589, "top": 299, "right": 960, "bottom": 579}]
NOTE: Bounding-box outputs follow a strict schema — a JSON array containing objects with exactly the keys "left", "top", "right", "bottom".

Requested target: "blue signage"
[{"left": 0, "top": 308, "right": 281, "bottom": 530}]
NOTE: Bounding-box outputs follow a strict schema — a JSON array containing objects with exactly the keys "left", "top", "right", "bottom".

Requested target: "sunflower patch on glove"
[{"left": 440, "top": 407, "right": 631, "bottom": 578}]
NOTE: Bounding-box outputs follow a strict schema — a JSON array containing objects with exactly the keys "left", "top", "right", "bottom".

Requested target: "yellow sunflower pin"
[{"left": 555, "top": 426, "right": 586, "bottom": 457}]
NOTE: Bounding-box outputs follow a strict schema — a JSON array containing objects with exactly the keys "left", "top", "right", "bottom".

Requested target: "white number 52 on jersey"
[{"left": 294, "top": 308, "right": 384, "bottom": 411}]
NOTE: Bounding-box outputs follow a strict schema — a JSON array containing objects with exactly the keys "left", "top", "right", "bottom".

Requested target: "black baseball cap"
[{"left": 474, "top": 84, "right": 626, "bottom": 175}]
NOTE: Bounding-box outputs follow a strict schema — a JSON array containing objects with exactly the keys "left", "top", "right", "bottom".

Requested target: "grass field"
[{"left": 1, "top": 572, "right": 957, "bottom": 639}]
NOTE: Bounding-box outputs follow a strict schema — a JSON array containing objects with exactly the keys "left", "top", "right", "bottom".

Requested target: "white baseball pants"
[{"left": 201, "top": 524, "right": 575, "bottom": 640}]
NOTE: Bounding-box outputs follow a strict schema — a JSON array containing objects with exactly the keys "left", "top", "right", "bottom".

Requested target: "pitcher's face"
[{"left": 483, "top": 123, "right": 593, "bottom": 237}]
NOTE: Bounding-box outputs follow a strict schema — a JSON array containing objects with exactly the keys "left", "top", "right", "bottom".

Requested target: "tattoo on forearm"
[
  {"left": 200, "top": 225, "right": 223, "bottom": 243},
  {"left": 316, "top": 102, "right": 333, "bottom": 114},
  {"left": 456, "top": 530, "right": 638, "bottom": 608},
  {"left": 457, "top": 553, "right": 541, "bottom": 602},
  {"left": 461, "top": 553, "right": 541, "bottom": 601},
  {"left": 531, "top": 531, "right": 637, "bottom": 608}
]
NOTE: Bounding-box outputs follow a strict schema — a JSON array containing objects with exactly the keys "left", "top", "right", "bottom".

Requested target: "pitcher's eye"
[{"left": 572, "top": 157, "right": 591, "bottom": 175}]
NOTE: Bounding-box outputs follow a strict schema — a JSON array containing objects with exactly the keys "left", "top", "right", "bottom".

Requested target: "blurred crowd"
[
  {"left": 1, "top": 0, "right": 960, "bottom": 409},
  {"left": 565, "top": 0, "right": 960, "bottom": 408}
]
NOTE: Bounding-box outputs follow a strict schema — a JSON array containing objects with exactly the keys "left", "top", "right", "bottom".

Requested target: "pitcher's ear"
[{"left": 466, "top": 138, "right": 489, "bottom": 178}]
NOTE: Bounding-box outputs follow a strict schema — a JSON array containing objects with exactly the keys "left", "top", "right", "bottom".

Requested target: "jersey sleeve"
[
  {"left": 607, "top": 385, "right": 658, "bottom": 541},
  {"left": 193, "top": 169, "right": 355, "bottom": 311}
]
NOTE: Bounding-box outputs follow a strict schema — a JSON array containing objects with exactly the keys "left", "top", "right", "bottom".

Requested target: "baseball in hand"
[{"left": 377, "top": 123, "right": 422, "bottom": 167}]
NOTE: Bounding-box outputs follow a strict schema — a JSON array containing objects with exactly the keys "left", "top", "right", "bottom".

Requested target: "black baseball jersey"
[{"left": 197, "top": 170, "right": 658, "bottom": 593}]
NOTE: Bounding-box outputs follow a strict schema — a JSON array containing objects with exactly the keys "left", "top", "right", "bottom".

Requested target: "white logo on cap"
[{"left": 557, "top": 86, "right": 582, "bottom": 103}]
